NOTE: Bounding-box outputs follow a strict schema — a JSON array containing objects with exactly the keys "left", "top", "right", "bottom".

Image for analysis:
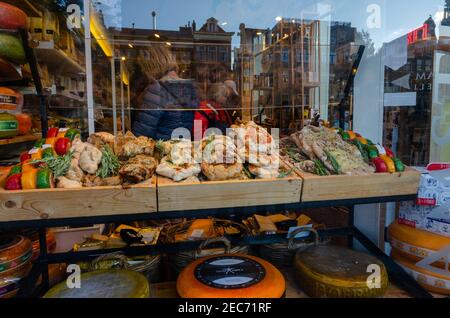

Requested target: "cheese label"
[
  {"left": 194, "top": 256, "right": 266, "bottom": 289},
  {"left": 390, "top": 237, "right": 445, "bottom": 261},
  {"left": 397, "top": 263, "right": 450, "bottom": 292},
  {"left": 0, "top": 95, "right": 17, "bottom": 110},
  {"left": 0, "top": 121, "right": 18, "bottom": 131}
]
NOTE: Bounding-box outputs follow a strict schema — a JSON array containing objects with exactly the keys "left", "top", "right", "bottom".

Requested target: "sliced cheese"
[
  {"left": 388, "top": 221, "right": 450, "bottom": 266},
  {"left": 391, "top": 250, "right": 450, "bottom": 295}
]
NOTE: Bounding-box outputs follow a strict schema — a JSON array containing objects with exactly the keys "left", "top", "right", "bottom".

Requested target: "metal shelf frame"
[{"left": 5, "top": 194, "right": 433, "bottom": 299}]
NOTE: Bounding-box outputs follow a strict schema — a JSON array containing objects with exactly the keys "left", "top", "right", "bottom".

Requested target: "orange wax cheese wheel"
[
  {"left": 0, "top": 235, "right": 32, "bottom": 265},
  {"left": 391, "top": 250, "right": 450, "bottom": 295},
  {"left": 0, "top": 235, "right": 33, "bottom": 283},
  {"left": 177, "top": 254, "right": 285, "bottom": 298},
  {"left": 388, "top": 221, "right": 450, "bottom": 267},
  {"left": 0, "top": 87, "right": 22, "bottom": 111}
]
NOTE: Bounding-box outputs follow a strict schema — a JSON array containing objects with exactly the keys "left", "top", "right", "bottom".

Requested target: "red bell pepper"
[
  {"left": 385, "top": 147, "right": 395, "bottom": 158},
  {"left": 46, "top": 127, "right": 59, "bottom": 138},
  {"left": 372, "top": 157, "right": 388, "bottom": 173},
  {"left": 20, "top": 151, "right": 31, "bottom": 162},
  {"left": 5, "top": 173, "right": 22, "bottom": 190},
  {"left": 54, "top": 137, "right": 71, "bottom": 156}
]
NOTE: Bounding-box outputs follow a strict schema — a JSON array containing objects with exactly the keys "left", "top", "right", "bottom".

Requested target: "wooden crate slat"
[
  {"left": 157, "top": 176, "right": 302, "bottom": 212},
  {"left": 300, "top": 168, "right": 421, "bottom": 202},
  {"left": 0, "top": 178, "right": 157, "bottom": 222}
]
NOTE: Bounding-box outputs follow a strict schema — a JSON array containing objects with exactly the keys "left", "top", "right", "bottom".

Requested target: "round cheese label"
[{"left": 194, "top": 256, "right": 266, "bottom": 289}]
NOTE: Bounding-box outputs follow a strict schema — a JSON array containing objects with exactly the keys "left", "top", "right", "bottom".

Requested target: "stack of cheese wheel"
[
  {"left": 27, "top": 230, "right": 57, "bottom": 261},
  {"left": 388, "top": 221, "right": 450, "bottom": 295},
  {"left": 294, "top": 245, "right": 389, "bottom": 298},
  {"left": 44, "top": 270, "right": 150, "bottom": 298},
  {"left": 0, "top": 235, "right": 33, "bottom": 298},
  {"left": 177, "top": 254, "right": 285, "bottom": 298}
]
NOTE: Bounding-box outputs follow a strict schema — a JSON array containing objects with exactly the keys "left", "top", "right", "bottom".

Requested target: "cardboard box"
[
  {"left": 398, "top": 201, "right": 449, "bottom": 237},
  {"left": 398, "top": 164, "right": 450, "bottom": 237}
]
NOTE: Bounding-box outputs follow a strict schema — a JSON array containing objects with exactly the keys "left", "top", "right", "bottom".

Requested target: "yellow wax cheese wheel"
[
  {"left": 177, "top": 254, "right": 285, "bottom": 298},
  {"left": 391, "top": 250, "right": 450, "bottom": 295},
  {"left": 294, "top": 245, "right": 389, "bottom": 298},
  {"left": 388, "top": 221, "right": 450, "bottom": 268},
  {"left": 43, "top": 269, "right": 149, "bottom": 298}
]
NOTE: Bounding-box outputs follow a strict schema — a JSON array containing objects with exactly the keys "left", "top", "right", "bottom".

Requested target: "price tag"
[{"left": 58, "top": 128, "right": 69, "bottom": 133}]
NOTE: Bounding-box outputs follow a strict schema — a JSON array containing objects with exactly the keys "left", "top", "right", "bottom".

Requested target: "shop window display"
[{"left": 0, "top": 0, "right": 448, "bottom": 301}]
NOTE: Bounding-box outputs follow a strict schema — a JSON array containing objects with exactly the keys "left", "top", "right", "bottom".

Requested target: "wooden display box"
[
  {"left": 299, "top": 168, "right": 421, "bottom": 202},
  {"left": 0, "top": 177, "right": 157, "bottom": 222},
  {"left": 157, "top": 176, "right": 303, "bottom": 212}
]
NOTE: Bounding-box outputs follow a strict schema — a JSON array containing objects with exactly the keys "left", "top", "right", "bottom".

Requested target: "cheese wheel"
[
  {"left": 0, "top": 3, "right": 27, "bottom": 30},
  {"left": 0, "top": 281, "right": 19, "bottom": 299},
  {"left": 177, "top": 254, "right": 285, "bottom": 298},
  {"left": 44, "top": 270, "right": 150, "bottom": 298},
  {"left": 388, "top": 221, "right": 450, "bottom": 268},
  {"left": 31, "top": 231, "right": 56, "bottom": 261},
  {"left": 294, "top": 245, "right": 389, "bottom": 298},
  {"left": 391, "top": 250, "right": 450, "bottom": 295},
  {"left": 0, "top": 87, "right": 22, "bottom": 111},
  {"left": 0, "top": 235, "right": 32, "bottom": 267}
]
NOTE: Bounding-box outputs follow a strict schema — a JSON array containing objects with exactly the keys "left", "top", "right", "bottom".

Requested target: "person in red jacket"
[{"left": 193, "top": 82, "right": 238, "bottom": 138}]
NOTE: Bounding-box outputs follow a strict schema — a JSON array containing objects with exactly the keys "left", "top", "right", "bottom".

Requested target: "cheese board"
[
  {"left": 157, "top": 175, "right": 302, "bottom": 212},
  {"left": 0, "top": 176, "right": 157, "bottom": 222}
]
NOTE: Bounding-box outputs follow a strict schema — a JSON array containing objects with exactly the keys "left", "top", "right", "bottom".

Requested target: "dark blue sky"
[{"left": 99, "top": 0, "right": 446, "bottom": 49}]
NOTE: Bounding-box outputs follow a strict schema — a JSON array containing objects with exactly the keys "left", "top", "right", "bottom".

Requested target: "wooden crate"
[
  {"left": 0, "top": 177, "right": 157, "bottom": 222},
  {"left": 157, "top": 176, "right": 303, "bottom": 212},
  {"left": 300, "top": 168, "right": 421, "bottom": 202}
]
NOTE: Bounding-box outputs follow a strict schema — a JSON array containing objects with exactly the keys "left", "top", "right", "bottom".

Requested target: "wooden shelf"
[
  {"left": 35, "top": 41, "right": 85, "bottom": 77},
  {"left": 0, "top": 133, "right": 42, "bottom": 146}
]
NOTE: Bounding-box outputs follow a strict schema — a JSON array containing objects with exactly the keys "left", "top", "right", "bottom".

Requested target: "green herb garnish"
[
  {"left": 155, "top": 140, "right": 165, "bottom": 154},
  {"left": 285, "top": 149, "right": 303, "bottom": 163},
  {"left": 278, "top": 168, "right": 294, "bottom": 179},
  {"left": 325, "top": 150, "right": 341, "bottom": 175},
  {"left": 33, "top": 151, "right": 74, "bottom": 177},
  {"left": 243, "top": 165, "right": 255, "bottom": 179},
  {"left": 97, "top": 145, "right": 120, "bottom": 178},
  {"left": 313, "top": 159, "right": 329, "bottom": 176}
]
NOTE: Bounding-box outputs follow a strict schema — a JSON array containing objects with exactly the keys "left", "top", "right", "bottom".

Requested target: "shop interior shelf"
[
  {"left": 0, "top": 133, "right": 42, "bottom": 146},
  {"left": 35, "top": 41, "right": 85, "bottom": 77}
]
